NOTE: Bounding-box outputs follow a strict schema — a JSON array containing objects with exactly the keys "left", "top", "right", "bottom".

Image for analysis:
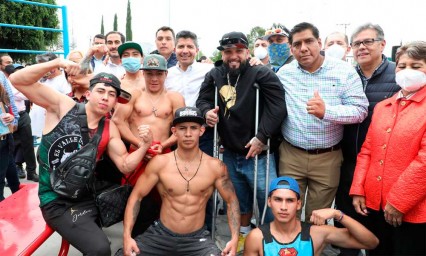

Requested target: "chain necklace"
[
  {"left": 174, "top": 150, "right": 203, "bottom": 192},
  {"left": 146, "top": 90, "right": 164, "bottom": 117},
  {"left": 227, "top": 73, "right": 240, "bottom": 90},
  {"left": 174, "top": 149, "right": 200, "bottom": 171}
]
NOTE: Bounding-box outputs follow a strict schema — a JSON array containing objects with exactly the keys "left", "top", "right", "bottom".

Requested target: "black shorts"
[{"left": 116, "top": 220, "right": 221, "bottom": 256}]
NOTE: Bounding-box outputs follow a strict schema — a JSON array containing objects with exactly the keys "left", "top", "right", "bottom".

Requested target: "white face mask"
[
  {"left": 254, "top": 47, "right": 268, "bottom": 60},
  {"left": 396, "top": 69, "right": 426, "bottom": 92},
  {"left": 325, "top": 44, "right": 346, "bottom": 60}
]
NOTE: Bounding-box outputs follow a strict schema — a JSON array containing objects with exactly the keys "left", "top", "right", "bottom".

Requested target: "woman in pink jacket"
[{"left": 350, "top": 41, "right": 426, "bottom": 255}]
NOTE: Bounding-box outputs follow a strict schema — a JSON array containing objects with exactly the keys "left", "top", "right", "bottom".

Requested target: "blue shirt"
[
  {"left": 261, "top": 222, "right": 314, "bottom": 256},
  {"left": 277, "top": 56, "right": 368, "bottom": 150},
  {"left": 0, "top": 72, "right": 19, "bottom": 126}
]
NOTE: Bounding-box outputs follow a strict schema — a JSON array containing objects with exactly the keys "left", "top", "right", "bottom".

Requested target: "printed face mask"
[
  {"left": 122, "top": 57, "right": 141, "bottom": 73},
  {"left": 268, "top": 43, "right": 290, "bottom": 72},
  {"left": 254, "top": 47, "right": 268, "bottom": 60},
  {"left": 396, "top": 68, "right": 426, "bottom": 92},
  {"left": 325, "top": 44, "right": 346, "bottom": 60}
]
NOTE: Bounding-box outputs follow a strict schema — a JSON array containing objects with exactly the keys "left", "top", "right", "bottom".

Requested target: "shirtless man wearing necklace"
[
  {"left": 118, "top": 106, "right": 240, "bottom": 256},
  {"left": 112, "top": 54, "right": 185, "bottom": 185},
  {"left": 112, "top": 54, "right": 185, "bottom": 236}
]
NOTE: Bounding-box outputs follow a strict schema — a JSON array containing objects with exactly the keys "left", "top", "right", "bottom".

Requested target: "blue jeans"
[{"left": 223, "top": 149, "right": 276, "bottom": 223}]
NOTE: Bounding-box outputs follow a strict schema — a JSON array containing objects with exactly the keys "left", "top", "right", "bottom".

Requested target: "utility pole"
[{"left": 337, "top": 23, "right": 350, "bottom": 35}]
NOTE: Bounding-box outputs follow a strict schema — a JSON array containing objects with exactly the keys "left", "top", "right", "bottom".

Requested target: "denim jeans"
[{"left": 223, "top": 149, "right": 277, "bottom": 223}]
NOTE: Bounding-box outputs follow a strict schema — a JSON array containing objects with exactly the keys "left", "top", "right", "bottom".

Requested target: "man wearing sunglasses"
[{"left": 337, "top": 23, "right": 399, "bottom": 256}]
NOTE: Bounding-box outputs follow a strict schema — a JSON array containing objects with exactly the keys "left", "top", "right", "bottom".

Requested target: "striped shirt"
[
  {"left": 277, "top": 56, "right": 368, "bottom": 150},
  {"left": 0, "top": 72, "right": 19, "bottom": 126}
]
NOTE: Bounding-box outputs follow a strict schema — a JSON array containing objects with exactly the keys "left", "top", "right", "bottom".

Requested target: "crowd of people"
[{"left": 0, "top": 21, "right": 425, "bottom": 256}]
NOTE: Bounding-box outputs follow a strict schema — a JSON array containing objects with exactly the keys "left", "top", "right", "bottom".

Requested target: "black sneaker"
[
  {"left": 16, "top": 165, "right": 26, "bottom": 179},
  {"left": 27, "top": 172, "right": 39, "bottom": 182}
]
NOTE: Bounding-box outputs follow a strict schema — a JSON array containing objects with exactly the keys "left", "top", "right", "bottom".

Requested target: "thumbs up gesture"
[
  {"left": 206, "top": 106, "right": 219, "bottom": 127},
  {"left": 306, "top": 90, "right": 325, "bottom": 119}
]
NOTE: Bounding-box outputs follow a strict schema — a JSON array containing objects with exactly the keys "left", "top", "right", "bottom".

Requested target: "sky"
[{"left": 56, "top": 0, "right": 425, "bottom": 58}]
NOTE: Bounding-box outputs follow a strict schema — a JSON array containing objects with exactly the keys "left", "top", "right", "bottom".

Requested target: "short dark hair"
[
  {"left": 396, "top": 41, "right": 426, "bottom": 65},
  {"left": 0, "top": 54, "right": 11, "bottom": 65},
  {"left": 105, "top": 31, "right": 125, "bottom": 43},
  {"left": 175, "top": 30, "right": 199, "bottom": 48},
  {"left": 155, "top": 26, "right": 175, "bottom": 40},
  {"left": 94, "top": 34, "right": 105, "bottom": 40},
  {"left": 289, "top": 22, "right": 320, "bottom": 45},
  {"left": 35, "top": 52, "right": 57, "bottom": 63}
]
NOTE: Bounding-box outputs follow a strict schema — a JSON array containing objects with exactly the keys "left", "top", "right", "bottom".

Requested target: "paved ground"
[{"left": 2, "top": 146, "right": 354, "bottom": 255}]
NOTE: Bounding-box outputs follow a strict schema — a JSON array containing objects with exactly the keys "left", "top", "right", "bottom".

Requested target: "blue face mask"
[
  {"left": 268, "top": 43, "right": 290, "bottom": 72},
  {"left": 122, "top": 57, "right": 141, "bottom": 73}
]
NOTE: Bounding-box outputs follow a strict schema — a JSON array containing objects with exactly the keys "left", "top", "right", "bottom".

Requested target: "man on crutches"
[{"left": 196, "top": 31, "right": 287, "bottom": 253}]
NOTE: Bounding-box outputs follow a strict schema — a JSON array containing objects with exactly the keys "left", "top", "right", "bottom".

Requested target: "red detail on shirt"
[{"left": 279, "top": 248, "right": 298, "bottom": 256}]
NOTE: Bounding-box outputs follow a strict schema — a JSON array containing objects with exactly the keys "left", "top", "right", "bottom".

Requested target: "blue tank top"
[{"left": 260, "top": 222, "right": 314, "bottom": 256}]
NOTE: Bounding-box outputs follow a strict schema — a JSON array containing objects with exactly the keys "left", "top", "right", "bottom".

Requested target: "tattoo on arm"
[
  {"left": 132, "top": 201, "right": 141, "bottom": 224},
  {"left": 229, "top": 199, "right": 240, "bottom": 233},
  {"left": 79, "top": 54, "right": 92, "bottom": 74},
  {"left": 220, "top": 162, "right": 235, "bottom": 193}
]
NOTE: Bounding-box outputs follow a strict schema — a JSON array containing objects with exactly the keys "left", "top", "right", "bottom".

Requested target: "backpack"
[{"left": 50, "top": 103, "right": 105, "bottom": 200}]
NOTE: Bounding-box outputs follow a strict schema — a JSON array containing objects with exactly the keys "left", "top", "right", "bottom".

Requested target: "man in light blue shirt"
[{"left": 277, "top": 22, "right": 368, "bottom": 222}]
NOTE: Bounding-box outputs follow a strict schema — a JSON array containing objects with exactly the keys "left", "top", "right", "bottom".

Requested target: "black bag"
[
  {"left": 50, "top": 103, "right": 105, "bottom": 200},
  {"left": 95, "top": 182, "right": 133, "bottom": 227}
]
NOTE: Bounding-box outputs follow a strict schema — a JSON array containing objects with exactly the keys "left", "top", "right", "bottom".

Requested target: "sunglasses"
[{"left": 220, "top": 38, "right": 248, "bottom": 47}]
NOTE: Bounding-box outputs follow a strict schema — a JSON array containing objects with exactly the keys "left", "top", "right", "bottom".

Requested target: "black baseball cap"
[
  {"left": 89, "top": 72, "right": 131, "bottom": 104},
  {"left": 217, "top": 31, "right": 249, "bottom": 50},
  {"left": 173, "top": 107, "right": 205, "bottom": 126}
]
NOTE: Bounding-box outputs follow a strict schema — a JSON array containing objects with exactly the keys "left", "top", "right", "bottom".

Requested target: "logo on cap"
[
  {"left": 179, "top": 108, "right": 198, "bottom": 117},
  {"left": 147, "top": 57, "right": 160, "bottom": 68}
]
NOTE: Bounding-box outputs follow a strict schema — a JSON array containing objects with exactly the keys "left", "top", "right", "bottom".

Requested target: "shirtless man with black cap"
[{"left": 119, "top": 106, "right": 241, "bottom": 256}]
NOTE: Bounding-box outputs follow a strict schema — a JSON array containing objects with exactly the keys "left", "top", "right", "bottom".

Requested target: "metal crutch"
[
  {"left": 252, "top": 83, "right": 271, "bottom": 226},
  {"left": 212, "top": 82, "right": 219, "bottom": 239},
  {"left": 252, "top": 83, "right": 260, "bottom": 226}
]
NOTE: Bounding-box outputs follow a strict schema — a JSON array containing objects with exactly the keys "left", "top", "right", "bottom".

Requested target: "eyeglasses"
[{"left": 351, "top": 38, "right": 383, "bottom": 49}]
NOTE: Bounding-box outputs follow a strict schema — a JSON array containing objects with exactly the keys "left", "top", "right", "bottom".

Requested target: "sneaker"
[
  {"left": 237, "top": 233, "right": 247, "bottom": 253},
  {"left": 16, "top": 165, "right": 26, "bottom": 179},
  {"left": 27, "top": 172, "right": 39, "bottom": 182}
]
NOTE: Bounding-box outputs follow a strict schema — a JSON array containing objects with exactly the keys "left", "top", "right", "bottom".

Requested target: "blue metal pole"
[
  {"left": 0, "top": 23, "right": 62, "bottom": 32},
  {"left": 61, "top": 6, "right": 70, "bottom": 58},
  {"left": 7, "top": 0, "right": 58, "bottom": 8},
  {"left": 0, "top": 49, "right": 64, "bottom": 55}
]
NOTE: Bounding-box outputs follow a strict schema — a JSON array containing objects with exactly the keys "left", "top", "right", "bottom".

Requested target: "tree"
[
  {"left": 0, "top": 0, "right": 60, "bottom": 62},
  {"left": 101, "top": 15, "right": 104, "bottom": 35},
  {"left": 247, "top": 26, "right": 266, "bottom": 49},
  {"left": 126, "top": 0, "right": 132, "bottom": 41},
  {"left": 113, "top": 13, "right": 118, "bottom": 31}
]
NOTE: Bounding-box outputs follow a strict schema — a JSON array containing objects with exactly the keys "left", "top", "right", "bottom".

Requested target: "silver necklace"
[{"left": 174, "top": 150, "right": 203, "bottom": 192}]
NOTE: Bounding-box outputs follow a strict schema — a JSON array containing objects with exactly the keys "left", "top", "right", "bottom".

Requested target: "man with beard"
[
  {"left": 196, "top": 31, "right": 286, "bottom": 253},
  {"left": 82, "top": 31, "right": 126, "bottom": 79}
]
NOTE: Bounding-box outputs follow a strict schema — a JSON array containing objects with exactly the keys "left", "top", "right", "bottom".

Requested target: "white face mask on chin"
[
  {"left": 325, "top": 44, "right": 346, "bottom": 60},
  {"left": 396, "top": 69, "right": 426, "bottom": 92}
]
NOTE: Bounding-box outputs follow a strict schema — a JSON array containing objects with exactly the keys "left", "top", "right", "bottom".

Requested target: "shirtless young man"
[
  {"left": 112, "top": 54, "right": 185, "bottom": 183},
  {"left": 117, "top": 41, "right": 146, "bottom": 92},
  {"left": 119, "top": 106, "right": 240, "bottom": 256},
  {"left": 9, "top": 60, "right": 153, "bottom": 255},
  {"left": 244, "top": 176, "right": 379, "bottom": 256}
]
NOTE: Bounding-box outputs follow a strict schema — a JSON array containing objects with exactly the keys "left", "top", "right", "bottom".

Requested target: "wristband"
[{"left": 335, "top": 210, "right": 344, "bottom": 222}]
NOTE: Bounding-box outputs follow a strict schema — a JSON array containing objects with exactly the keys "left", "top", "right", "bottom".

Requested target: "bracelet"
[
  {"left": 335, "top": 210, "right": 344, "bottom": 222},
  {"left": 137, "top": 141, "right": 143, "bottom": 148}
]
